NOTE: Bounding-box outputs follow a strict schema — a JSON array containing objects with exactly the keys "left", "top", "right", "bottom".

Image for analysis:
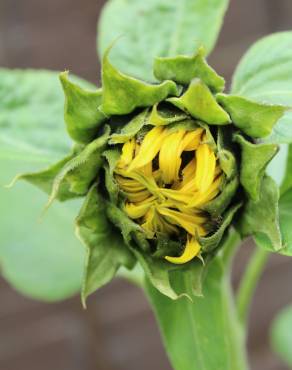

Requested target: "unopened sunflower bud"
[{"left": 17, "top": 46, "right": 287, "bottom": 300}]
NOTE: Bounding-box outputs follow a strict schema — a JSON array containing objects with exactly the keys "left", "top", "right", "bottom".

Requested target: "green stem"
[
  {"left": 236, "top": 247, "right": 270, "bottom": 326},
  {"left": 221, "top": 228, "right": 242, "bottom": 267}
]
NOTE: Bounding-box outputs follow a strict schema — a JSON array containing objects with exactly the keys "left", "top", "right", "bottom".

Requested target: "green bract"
[{"left": 17, "top": 47, "right": 287, "bottom": 302}]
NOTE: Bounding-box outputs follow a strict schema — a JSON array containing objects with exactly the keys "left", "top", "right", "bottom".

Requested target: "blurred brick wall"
[{"left": 1, "top": 1, "right": 292, "bottom": 369}]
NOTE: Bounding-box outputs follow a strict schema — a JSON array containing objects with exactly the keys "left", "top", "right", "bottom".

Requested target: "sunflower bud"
[
  {"left": 18, "top": 46, "right": 287, "bottom": 300},
  {"left": 114, "top": 125, "right": 223, "bottom": 264}
]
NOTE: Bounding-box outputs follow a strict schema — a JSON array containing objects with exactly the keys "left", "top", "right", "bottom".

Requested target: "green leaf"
[
  {"left": 234, "top": 134, "right": 278, "bottom": 201},
  {"left": 101, "top": 48, "right": 179, "bottom": 115},
  {"left": 0, "top": 69, "right": 89, "bottom": 300},
  {"left": 145, "top": 255, "right": 248, "bottom": 370},
  {"left": 239, "top": 176, "right": 281, "bottom": 251},
  {"left": 154, "top": 47, "right": 225, "bottom": 91},
  {"left": 231, "top": 32, "right": 292, "bottom": 144},
  {"left": 0, "top": 69, "right": 93, "bottom": 162},
  {"left": 168, "top": 79, "right": 231, "bottom": 125},
  {"left": 0, "top": 159, "right": 84, "bottom": 301},
  {"left": 217, "top": 94, "right": 286, "bottom": 138},
  {"left": 255, "top": 188, "right": 292, "bottom": 256},
  {"left": 98, "top": 0, "right": 230, "bottom": 81},
  {"left": 76, "top": 185, "right": 135, "bottom": 304},
  {"left": 60, "top": 71, "right": 106, "bottom": 144},
  {"left": 271, "top": 305, "right": 292, "bottom": 368}
]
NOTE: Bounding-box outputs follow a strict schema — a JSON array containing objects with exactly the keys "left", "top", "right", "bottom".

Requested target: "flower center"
[{"left": 114, "top": 126, "right": 223, "bottom": 264}]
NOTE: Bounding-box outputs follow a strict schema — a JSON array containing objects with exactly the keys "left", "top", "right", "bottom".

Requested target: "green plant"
[{"left": 2, "top": 1, "right": 292, "bottom": 369}]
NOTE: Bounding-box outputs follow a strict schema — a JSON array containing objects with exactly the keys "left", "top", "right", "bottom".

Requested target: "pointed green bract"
[
  {"left": 148, "top": 104, "right": 187, "bottom": 126},
  {"left": 76, "top": 185, "right": 135, "bottom": 305},
  {"left": 154, "top": 47, "right": 225, "bottom": 92},
  {"left": 203, "top": 177, "right": 239, "bottom": 217},
  {"left": 199, "top": 203, "right": 242, "bottom": 253},
  {"left": 109, "top": 109, "right": 148, "bottom": 144},
  {"left": 15, "top": 153, "right": 75, "bottom": 201},
  {"left": 255, "top": 189, "right": 292, "bottom": 256},
  {"left": 103, "top": 148, "right": 121, "bottom": 203},
  {"left": 101, "top": 49, "right": 179, "bottom": 115},
  {"left": 239, "top": 176, "right": 281, "bottom": 250},
  {"left": 168, "top": 79, "right": 231, "bottom": 125},
  {"left": 47, "top": 126, "right": 110, "bottom": 207},
  {"left": 106, "top": 202, "right": 150, "bottom": 252},
  {"left": 60, "top": 71, "right": 106, "bottom": 144},
  {"left": 234, "top": 134, "right": 279, "bottom": 201},
  {"left": 217, "top": 94, "right": 286, "bottom": 138},
  {"left": 133, "top": 249, "right": 183, "bottom": 300}
]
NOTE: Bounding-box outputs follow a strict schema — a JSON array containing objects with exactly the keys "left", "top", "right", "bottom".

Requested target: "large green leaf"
[
  {"left": 231, "top": 32, "right": 292, "bottom": 144},
  {"left": 0, "top": 69, "right": 92, "bottom": 161},
  {"left": 0, "top": 159, "right": 84, "bottom": 301},
  {"left": 0, "top": 69, "right": 89, "bottom": 300},
  {"left": 98, "top": 0, "right": 230, "bottom": 81},
  {"left": 271, "top": 305, "right": 292, "bottom": 368},
  {"left": 145, "top": 254, "right": 248, "bottom": 370}
]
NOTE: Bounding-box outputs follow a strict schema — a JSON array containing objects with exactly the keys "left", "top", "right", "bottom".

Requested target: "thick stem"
[
  {"left": 236, "top": 247, "right": 270, "bottom": 326},
  {"left": 145, "top": 255, "right": 249, "bottom": 370}
]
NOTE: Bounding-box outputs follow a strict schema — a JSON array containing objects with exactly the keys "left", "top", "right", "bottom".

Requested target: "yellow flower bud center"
[{"left": 114, "top": 126, "right": 222, "bottom": 264}]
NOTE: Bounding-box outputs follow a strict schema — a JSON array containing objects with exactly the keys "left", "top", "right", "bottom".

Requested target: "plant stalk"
[{"left": 236, "top": 247, "right": 270, "bottom": 327}]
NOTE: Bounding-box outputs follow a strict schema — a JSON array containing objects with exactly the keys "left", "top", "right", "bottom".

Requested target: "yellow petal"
[
  {"left": 181, "top": 128, "right": 203, "bottom": 151},
  {"left": 159, "top": 130, "right": 185, "bottom": 183},
  {"left": 187, "top": 175, "right": 222, "bottom": 208},
  {"left": 128, "top": 127, "right": 167, "bottom": 171},
  {"left": 165, "top": 236, "right": 201, "bottom": 264},
  {"left": 160, "top": 188, "right": 193, "bottom": 204},
  {"left": 125, "top": 189, "right": 151, "bottom": 203},
  {"left": 115, "top": 175, "right": 146, "bottom": 192},
  {"left": 157, "top": 207, "right": 206, "bottom": 236},
  {"left": 118, "top": 139, "right": 136, "bottom": 168},
  {"left": 125, "top": 197, "right": 154, "bottom": 219},
  {"left": 194, "top": 144, "right": 216, "bottom": 193},
  {"left": 141, "top": 207, "right": 178, "bottom": 236}
]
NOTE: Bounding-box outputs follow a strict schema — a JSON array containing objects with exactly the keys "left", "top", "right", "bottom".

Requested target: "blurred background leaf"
[
  {"left": 0, "top": 69, "right": 89, "bottom": 300},
  {"left": 270, "top": 305, "right": 292, "bottom": 368},
  {"left": 98, "top": 0, "right": 230, "bottom": 81},
  {"left": 231, "top": 32, "right": 292, "bottom": 145}
]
